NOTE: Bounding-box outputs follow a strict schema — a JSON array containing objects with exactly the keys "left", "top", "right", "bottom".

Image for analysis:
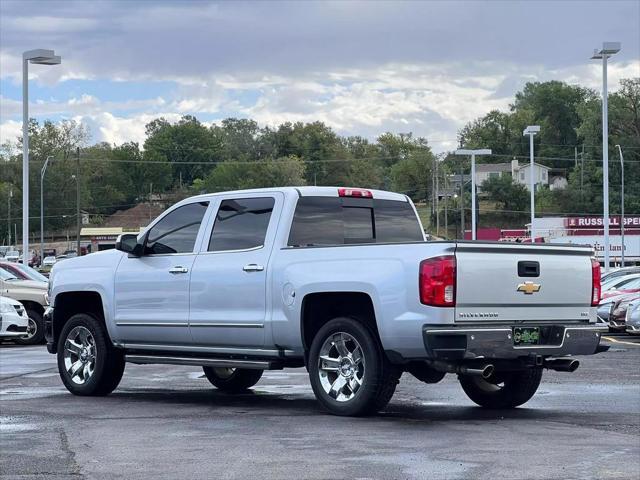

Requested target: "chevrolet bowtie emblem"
[{"left": 517, "top": 282, "right": 541, "bottom": 295}]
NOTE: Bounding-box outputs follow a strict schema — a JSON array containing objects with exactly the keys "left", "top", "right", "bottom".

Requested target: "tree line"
[{"left": 0, "top": 77, "right": 638, "bottom": 242}]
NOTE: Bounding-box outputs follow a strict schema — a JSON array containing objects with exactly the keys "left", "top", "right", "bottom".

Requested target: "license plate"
[{"left": 513, "top": 327, "right": 540, "bottom": 346}]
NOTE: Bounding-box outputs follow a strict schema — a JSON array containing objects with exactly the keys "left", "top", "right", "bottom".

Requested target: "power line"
[{"left": 10, "top": 153, "right": 640, "bottom": 166}]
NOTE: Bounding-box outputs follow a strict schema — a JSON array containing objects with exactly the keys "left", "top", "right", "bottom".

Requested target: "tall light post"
[
  {"left": 7, "top": 188, "right": 12, "bottom": 245},
  {"left": 523, "top": 125, "right": 540, "bottom": 241},
  {"left": 40, "top": 156, "right": 53, "bottom": 265},
  {"left": 455, "top": 149, "right": 492, "bottom": 240},
  {"left": 591, "top": 42, "right": 620, "bottom": 272},
  {"left": 22, "top": 49, "right": 61, "bottom": 264},
  {"left": 616, "top": 145, "right": 625, "bottom": 267}
]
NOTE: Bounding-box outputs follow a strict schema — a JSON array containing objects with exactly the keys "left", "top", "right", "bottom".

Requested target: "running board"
[{"left": 125, "top": 354, "right": 272, "bottom": 370}]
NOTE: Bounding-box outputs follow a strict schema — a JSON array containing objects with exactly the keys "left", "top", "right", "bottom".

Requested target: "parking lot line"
[{"left": 602, "top": 336, "right": 640, "bottom": 347}]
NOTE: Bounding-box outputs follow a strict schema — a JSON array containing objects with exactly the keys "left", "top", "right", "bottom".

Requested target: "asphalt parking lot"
[{"left": 1, "top": 335, "right": 639, "bottom": 480}]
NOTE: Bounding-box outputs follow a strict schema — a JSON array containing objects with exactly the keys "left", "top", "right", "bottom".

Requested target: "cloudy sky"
[{"left": 1, "top": 0, "right": 639, "bottom": 152}]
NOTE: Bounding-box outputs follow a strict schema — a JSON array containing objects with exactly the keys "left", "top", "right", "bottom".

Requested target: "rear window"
[{"left": 288, "top": 196, "right": 424, "bottom": 247}]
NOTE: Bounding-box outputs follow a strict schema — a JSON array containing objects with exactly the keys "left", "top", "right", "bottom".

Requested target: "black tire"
[
  {"left": 56, "top": 313, "right": 125, "bottom": 396},
  {"left": 308, "top": 317, "right": 400, "bottom": 416},
  {"left": 15, "top": 309, "right": 45, "bottom": 345},
  {"left": 203, "top": 367, "right": 263, "bottom": 393},
  {"left": 458, "top": 368, "right": 543, "bottom": 409}
]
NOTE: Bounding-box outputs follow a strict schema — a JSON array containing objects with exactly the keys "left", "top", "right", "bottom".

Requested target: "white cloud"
[
  {"left": 0, "top": 119, "right": 21, "bottom": 146},
  {"left": 6, "top": 15, "right": 98, "bottom": 33},
  {"left": 86, "top": 112, "right": 182, "bottom": 145}
]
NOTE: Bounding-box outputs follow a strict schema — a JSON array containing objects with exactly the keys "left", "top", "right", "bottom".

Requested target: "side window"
[
  {"left": 208, "top": 197, "right": 275, "bottom": 252},
  {"left": 144, "top": 202, "right": 209, "bottom": 255}
]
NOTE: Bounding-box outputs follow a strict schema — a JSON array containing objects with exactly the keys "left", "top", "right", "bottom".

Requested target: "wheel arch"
[
  {"left": 19, "top": 300, "right": 45, "bottom": 316},
  {"left": 300, "top": 291, "right": 381, "bottom": 359},
  {"left": 50, "top": 291, "right": 108, "bottom": 353}
]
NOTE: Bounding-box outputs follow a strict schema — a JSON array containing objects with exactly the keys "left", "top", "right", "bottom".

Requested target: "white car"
[
  {"left": 0, "top": 296, "right": 29, "bottom": 339},
  {"left": 42, "top": 256, "right": 57, "bottom": 268},
  {"left": 4, "top": 251, "right": 20, "bottom": 263}
]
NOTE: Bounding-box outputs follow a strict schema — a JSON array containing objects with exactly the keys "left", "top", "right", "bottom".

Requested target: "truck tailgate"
[{"left": 454, "top": 242, "right": 595, "bottom": 323}]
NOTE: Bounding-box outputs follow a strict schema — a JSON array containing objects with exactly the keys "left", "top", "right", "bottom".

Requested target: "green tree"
[
  {"left": 202, "top": 155, "right": 306, "bottom": 192},
  {"left": 390, "top": 144, "right": 435, "bottom": 202},
  {"left": 480, "top": 175, "right": 529, "bottom": 214},
  {"left": 143, "top": 115, "right": 222, "bottom": 188}
]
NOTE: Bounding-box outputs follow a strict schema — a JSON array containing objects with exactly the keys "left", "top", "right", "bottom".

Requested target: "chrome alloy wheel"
[
  {"left": 24, "top": 318, "right": 37, "bottom": 339},
  {"left": 317, "top": 332, "right": 365, "bottom": 402},
  {"left": 63, "top": 326, "right": 96, "bottom": 385}
]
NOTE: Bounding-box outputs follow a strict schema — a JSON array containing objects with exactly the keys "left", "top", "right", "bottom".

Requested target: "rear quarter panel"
[{"left": 268, "top": 242, "right": 456, "bottom": 357}]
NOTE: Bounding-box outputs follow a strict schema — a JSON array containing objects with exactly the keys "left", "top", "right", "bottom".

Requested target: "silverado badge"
[{"left": 517, "top": 281, "right": 541, "bottom": 295}]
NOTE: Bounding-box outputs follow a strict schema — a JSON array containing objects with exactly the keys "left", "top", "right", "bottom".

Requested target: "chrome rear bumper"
[{"left": 423, "top": 324, "right": 607, "bottom": 360}]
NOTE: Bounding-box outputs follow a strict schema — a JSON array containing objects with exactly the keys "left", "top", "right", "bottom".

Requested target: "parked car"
[
  {"left": 601, "top": 266, "right": 640, "bottom": 284},
  {"left": 1, "top": 261, "right": 49, "bottom": 283},
  {"left": 626, "top": 301, "right": 640, "bottom": 335},
  {"left": 4, "top": 250, "right": 20, "bottom": 262},
  {"left": 41, "top": 256, "right": 58, "bottom": 271},
  {"left": 0, "top": 268, "right": 48, "bottom": 344},
  {"left": 45, "top": 187, "right": 607, "bottom": 416},
  {"left": 0, "top": 296, "right": 29, "bottom": 340},
  {"left": 597, "top": 292, "right": 640, "bottom": 332},
  {"left": 601, "top": 274, "right": 640, "bottom": 300}
]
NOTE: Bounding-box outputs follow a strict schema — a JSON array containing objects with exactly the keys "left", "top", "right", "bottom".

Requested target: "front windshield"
[
  {"left": 0, "top": 268, "right": 18, "bottom": 281},
  {"left": 16, "top": 264, "right": 48, "bottom": 283}
]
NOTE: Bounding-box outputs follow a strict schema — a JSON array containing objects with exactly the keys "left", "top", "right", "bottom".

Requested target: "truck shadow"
[{"left": 107, "top": 387, "right": 569, "bottom": 423}]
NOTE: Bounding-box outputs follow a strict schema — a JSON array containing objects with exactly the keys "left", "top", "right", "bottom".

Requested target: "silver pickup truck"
[{"left": 45, "top": 187, "right": 606, "bottom": 416}]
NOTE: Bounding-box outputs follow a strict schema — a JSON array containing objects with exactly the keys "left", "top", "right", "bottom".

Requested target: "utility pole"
[
  {"left": 444, "top": 175, "right": 448, "bottom": 239},
  {"left": 76, "top": 147, "right": 81, "bottom": 255},
  {"left": 580, "top": 145, "right": 585, "bottom": 207},
  {"left": 431, "top": 157, "right": 436, "bottom": 219},
  {"left": 7, "top": 188, "right": 12, "bottom": 245},
  {"left": 459, "top": 164, "right": 464, "bottom": 239},
  {"left": 149, "top": 183, "right": 153, "bottom": 223},
  {"left": 40, "top": 156, "right": 52, "bottom": 264},
  {"left": 435, "top": 157, "right": 440, "bottom": 236},
  {"left": 616, "top": 145, "right": 625, "bottom": 267},
  {"left": 455, "top": 149, "right": 492, "bottom": 240},
  {"left": 523, "top": 126, "right": 540, "bottom": 240},
  {"left": 591, "top": 41, "right": 621, "bottom": 273}
]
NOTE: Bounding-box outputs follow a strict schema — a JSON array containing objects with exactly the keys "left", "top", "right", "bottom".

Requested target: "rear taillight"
[
  {"left": 420, "top": 255, "right": 456, "bottom": 307},
  {"left": 591, "top": 258, "right": 601, "bottom": 306},
  {"left": 338, "top": 187, "right": 373, "bottom": 198}
]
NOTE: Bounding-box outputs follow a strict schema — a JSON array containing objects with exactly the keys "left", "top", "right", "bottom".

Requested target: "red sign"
[{"left": 565, "top": 216, "right": 640, "bottom": 228}]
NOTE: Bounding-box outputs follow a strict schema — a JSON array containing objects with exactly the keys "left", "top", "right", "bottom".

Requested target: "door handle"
[
  {"left": 243, "top": 264, "right": 264, "bottom": 272},
  {"left": 169, "top": 266, "right": 189, "bottom": 274}
]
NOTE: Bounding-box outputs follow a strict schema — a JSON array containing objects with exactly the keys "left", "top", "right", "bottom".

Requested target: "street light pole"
[
  {"left": 455, "top": 149, "right": 492, "bottom": 240},
  {"left": 523, "top": 126, "right": 540, "bottom": 241},
  {"left": 7, "top": 189, "right": 12, "bottom": 245},
  {"left": 76, "top": 147, "right": 81, "bottom": 255},
  {"left": 40, "top": 156, "right": 52, "bottom": 265},
  {"left": 459, "top": 164, "right": 464, "bottom": 239},
  {"left": 22, "top": 49, "right": 61, "bottom": 265},
  {"left": 591, "top": 42, "right": 620, "bottom": 273},
  {"left": 616, "top": 145, "right": 625, "bottom": 267}
]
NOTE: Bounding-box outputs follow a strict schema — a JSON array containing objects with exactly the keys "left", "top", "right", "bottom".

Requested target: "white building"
[{"left": 476, "top": 159, "right": 559, "bottom": 192}]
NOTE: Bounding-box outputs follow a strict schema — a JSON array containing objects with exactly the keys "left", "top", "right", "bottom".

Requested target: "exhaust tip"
[
  {"left": 568, "top": 360, "right": 580, "bottom": 372},
  {"left": 481, "top": 364, "right": 495, "bottom": 379}
]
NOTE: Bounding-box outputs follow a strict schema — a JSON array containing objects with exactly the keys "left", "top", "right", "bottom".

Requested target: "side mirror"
[{"left": 115, "top": 234, "right": 143, "bottom": 256}]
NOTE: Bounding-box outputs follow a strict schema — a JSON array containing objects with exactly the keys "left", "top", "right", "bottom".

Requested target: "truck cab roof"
[{"left": 186, "top": 186, "right": 409, "bottom": 204}]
